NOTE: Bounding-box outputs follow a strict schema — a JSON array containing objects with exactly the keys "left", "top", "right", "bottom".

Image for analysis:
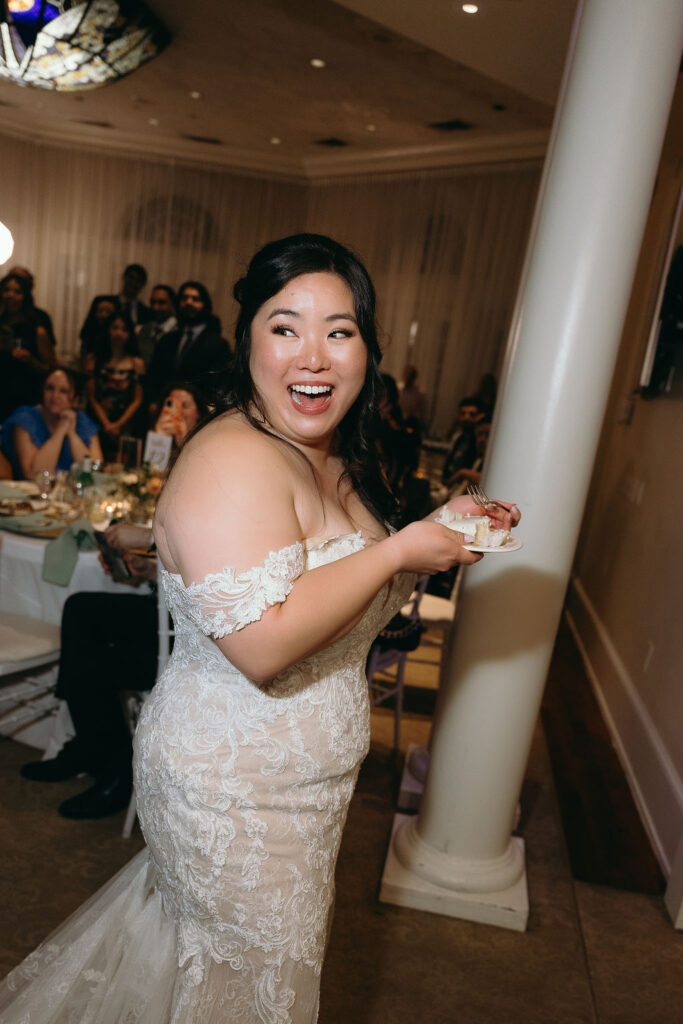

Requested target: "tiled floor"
[{"left": 1, "top": 624, "right": 682, "bottom": 1023}]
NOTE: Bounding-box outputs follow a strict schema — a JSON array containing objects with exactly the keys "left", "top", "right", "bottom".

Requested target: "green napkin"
[
  {"left": 42, "top": 518, "right": 96, "bottom": 586},
  {"left": 0, "top": 482, "right": 30, "bottom": 500}
]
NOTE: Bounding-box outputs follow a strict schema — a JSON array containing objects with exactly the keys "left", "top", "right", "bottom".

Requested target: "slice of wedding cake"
[{"left": 435, "top": 506, "right": 510, "bottom": 548}]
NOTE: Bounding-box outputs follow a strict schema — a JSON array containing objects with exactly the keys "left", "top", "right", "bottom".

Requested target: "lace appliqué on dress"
[{"left": 163, "top": 541, "right": 304, "bottom": 639}]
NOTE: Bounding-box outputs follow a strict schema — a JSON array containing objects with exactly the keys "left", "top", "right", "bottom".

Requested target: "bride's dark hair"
[{"left": 209, "top": 232, "right": 400, "bottom": 528}]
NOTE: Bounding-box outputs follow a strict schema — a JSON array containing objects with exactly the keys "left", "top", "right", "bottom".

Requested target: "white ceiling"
[
  {"left": 335, "top": 0, "right": 578, "bottom": 106},
  {"left": 0, "top": 0, "right": 589, "bottom": 179}
]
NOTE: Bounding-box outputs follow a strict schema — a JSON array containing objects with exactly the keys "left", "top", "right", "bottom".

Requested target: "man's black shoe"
[
  {"left": 21, "top": 740, "right": 89, "bottom": 783},
  {"left": 58, "top": 776, "right": 132, "bottom": 820}
]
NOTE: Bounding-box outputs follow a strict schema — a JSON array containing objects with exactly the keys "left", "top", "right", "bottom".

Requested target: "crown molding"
[
  {"left": 302, "top": 131, "right": 548, "bottom": 182},
  {"left": 0, "top": 111, "right": 548, "bottom": 182}
]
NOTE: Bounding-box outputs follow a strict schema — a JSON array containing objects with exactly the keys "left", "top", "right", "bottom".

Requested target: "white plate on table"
[
  {"left": 464, "top": 536, "right": 523, "bottom": 554},
  {"left": 13, "top": 481, "right": 41, "bottom": 496},
  {"left": 0, "top": 498, "right": 48, "bottom": 516}
]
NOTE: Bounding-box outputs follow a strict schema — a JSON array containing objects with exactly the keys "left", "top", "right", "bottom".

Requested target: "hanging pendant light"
[{"left": 0, "top": 1, "right": 170, "bottom": 91}]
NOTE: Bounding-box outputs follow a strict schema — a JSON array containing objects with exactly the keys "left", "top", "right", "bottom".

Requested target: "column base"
[
  {"left": 379, "top": 813, "right": 529, "bottom": 932},
  {"left": 397, "top": 742, "right": 426, "bottom": 812}
]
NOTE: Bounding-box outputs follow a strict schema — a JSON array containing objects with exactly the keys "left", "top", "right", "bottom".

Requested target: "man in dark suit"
[
  {"left": 79, "top": 263, "right": 152, "bottom": 349},
  {"left": 146, "top": 280, "right": 231, "bottom": 408}
]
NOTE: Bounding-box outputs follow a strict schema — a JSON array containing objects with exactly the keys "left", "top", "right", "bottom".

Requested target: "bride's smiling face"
[{"left": 248, "top": 272, "right": 368, "bottom": 451}]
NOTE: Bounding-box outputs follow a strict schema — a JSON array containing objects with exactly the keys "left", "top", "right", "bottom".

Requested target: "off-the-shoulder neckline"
[{"left": 160, "top": 531, "right": 367, "bottom": 587}]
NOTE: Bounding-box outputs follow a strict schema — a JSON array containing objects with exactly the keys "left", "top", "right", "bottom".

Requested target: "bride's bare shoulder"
[{"left": 157, "top": 413, "right": 296, "bottom": 513}]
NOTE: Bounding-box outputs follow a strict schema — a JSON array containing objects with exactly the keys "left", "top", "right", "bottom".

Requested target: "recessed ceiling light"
[
  {"left": 148, "top": 117, "right": 159, "bottom": 126},
  {"left": 310, "top": 58, "right": 326, "bottom": 69},
  {"left": 270, "top": 137, "right": 282, "bottom": 145},
  {"left": 189, "top": 90, "right": 201, "bottom": 100},
  {"left": 462, "top": 4, "right": 479, "bottom": 13},
  {"left": 365, "top": 124, "right": 376, "bottom": 132}
]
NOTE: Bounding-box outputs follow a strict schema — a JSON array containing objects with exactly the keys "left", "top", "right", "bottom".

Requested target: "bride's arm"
[{"left": 157, "top": 432, "right": 480, "bottom": 681}]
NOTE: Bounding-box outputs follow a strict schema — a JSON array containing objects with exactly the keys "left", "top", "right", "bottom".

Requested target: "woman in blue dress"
[{"left": 1, "top": 367, "right": 102, "bottom": 479}]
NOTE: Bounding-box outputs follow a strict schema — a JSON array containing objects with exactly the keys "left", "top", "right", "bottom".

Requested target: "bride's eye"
[
  {"left": 272, "top": 324, "right": 296, "bottom": 337},
  {"left": 329, "top": 328, "right": 354, "bottom": 340}
]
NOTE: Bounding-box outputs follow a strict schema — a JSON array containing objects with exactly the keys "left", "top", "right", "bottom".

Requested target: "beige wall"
[{"left": 568, "top": 158, "right": 683, "bottom": 873}]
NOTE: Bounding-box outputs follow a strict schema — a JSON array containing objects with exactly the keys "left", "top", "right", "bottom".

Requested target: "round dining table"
[{"left": 0, "top": 531, "right": 122, "bottom": 626}]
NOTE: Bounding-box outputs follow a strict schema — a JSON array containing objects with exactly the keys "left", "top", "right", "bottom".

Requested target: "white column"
[{"left": 381, "top": 0, "right": 683, "bottom": 929}]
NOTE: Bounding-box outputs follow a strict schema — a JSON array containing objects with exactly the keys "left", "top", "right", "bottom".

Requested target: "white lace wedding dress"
[{"left": 0, "top": 532, "right": 413, "bottom": 1024}]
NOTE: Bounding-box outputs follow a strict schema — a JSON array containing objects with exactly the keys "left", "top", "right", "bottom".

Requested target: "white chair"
[
  {"left": 0, "top": 611, "right": 61, "bottom": 677},
  {"left": 122, "top": 579, "right": 174, "bottom": 838},
  {"left": 0, "top": 612, "right": 61, "bottom": 744},
  {"left": 366, "top": 576, "right": 430, "bottom": 750}
]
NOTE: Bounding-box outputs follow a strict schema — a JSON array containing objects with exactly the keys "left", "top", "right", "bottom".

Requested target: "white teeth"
[{"left": 290, "top": 384, "right": 332, "bottom": 395}]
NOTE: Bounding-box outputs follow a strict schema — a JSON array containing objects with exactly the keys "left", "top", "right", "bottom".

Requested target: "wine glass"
[{"left": 34, "top": 470, "right": 55, "bottom": 500}]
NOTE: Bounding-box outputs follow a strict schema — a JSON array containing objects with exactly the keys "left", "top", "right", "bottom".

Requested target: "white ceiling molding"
[
  {"left": 0, "top": 112, "right": 547, "bottom": 183},
  {"left": 302, "top": 131, "right": 549, "bottom": 182}
]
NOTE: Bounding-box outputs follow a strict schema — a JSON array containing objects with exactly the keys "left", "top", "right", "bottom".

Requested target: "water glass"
[{"left": 34, "top": 470, "right": 55, "bottom": 499}]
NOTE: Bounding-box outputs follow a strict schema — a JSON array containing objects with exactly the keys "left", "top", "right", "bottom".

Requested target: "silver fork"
[{"left": 466, "top": 482, "right": 511, "bottom": 512}]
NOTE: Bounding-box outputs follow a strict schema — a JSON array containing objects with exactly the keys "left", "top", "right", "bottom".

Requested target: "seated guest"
[
  {"left": 136, "top": 284, "right": 177, "bottom": 367},
  {"left": 8, "top": 265, "right": 57, "bottom": 348},
  {"left": 398, "top": 363, "right": 427, "bottom": 430},
  {"left": 1, "top": 367, "right": 102, "bottom": 479},
  {"left": 79, "top": 263, "right": 150, "bottom": 352},
  {"left": 80, "top": 296, "right": 118, "bottom": 372},
  {"left": 153, "top": 381, "right": 207, "bottom": 448},
  {"left": 21, "top": 522, "right": 158, "bottom": 819},
  {"left": 146, "top": 280, "right": 231, "bottom": 408},
  {"left": 86, "top": 312, "right": 145, "bottom": 459},
  {"left": 474, "top": 371, "right": 497, "bottom": 419},
  {"left": 442, "top": 395, "right": 485, "bottom": 487},
  {"left": 447, "top": 419, "right": 491, "bottom": 495},
  {"left": 0, "top": 272, "right": 55, "bottom": 419}
]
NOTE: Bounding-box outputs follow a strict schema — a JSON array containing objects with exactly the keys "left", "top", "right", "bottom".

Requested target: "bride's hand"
[
  {"left": 445, "top": 493, "right": 521, "bottom": 532},
  {"left": 389, "top": 520, "right": 483, "bottom": 575}
]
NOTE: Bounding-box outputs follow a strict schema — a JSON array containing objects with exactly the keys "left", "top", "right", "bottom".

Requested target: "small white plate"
[
  {"left": 464, "top": 536, "right": 523, "bottom": 554},
  {"left": 14, "top": 481, "right": 41, "bottom": 496}
]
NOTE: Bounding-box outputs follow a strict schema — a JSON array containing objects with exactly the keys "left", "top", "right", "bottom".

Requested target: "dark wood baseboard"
[{"left": 541, "top": 619, "right": 664, "bottom": 894}]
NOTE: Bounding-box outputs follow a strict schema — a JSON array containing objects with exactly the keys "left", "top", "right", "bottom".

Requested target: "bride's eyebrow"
[
  {"left": 325, "top": 313, "right": 357, "bottom": 323},
  {"left": 267, "top": 307, "right": 300, "bottom": 320}
]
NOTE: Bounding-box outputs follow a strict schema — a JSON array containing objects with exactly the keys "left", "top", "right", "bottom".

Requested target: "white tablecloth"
[{"left": 0, "top": 532, "right": 121, "bottom": 626}]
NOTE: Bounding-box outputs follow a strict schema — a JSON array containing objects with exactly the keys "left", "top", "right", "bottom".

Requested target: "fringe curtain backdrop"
[
  {"left": 305, "top": 168, "right": 539, "bottom": 433},
  {"left": 2, "top": 130, "right": 539, "bottom": 435}
]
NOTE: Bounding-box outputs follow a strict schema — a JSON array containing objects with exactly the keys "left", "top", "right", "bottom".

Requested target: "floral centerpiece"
[{"left": 118, "top": 463, "right": 165, "bottom": 523}]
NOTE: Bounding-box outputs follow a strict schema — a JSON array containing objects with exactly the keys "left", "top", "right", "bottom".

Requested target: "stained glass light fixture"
[{"left": 0, "top": 1, "right": 170, "bottom": 91}]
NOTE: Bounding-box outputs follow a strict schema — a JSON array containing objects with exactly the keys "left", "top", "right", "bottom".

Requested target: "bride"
[{"left": 0, "top": 234, "right": 519, "bottom": 1023}]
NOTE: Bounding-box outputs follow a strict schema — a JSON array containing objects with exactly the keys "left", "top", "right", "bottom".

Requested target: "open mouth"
[{"left": 288, "top": 383, "right": 334, "bottom": 413}]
